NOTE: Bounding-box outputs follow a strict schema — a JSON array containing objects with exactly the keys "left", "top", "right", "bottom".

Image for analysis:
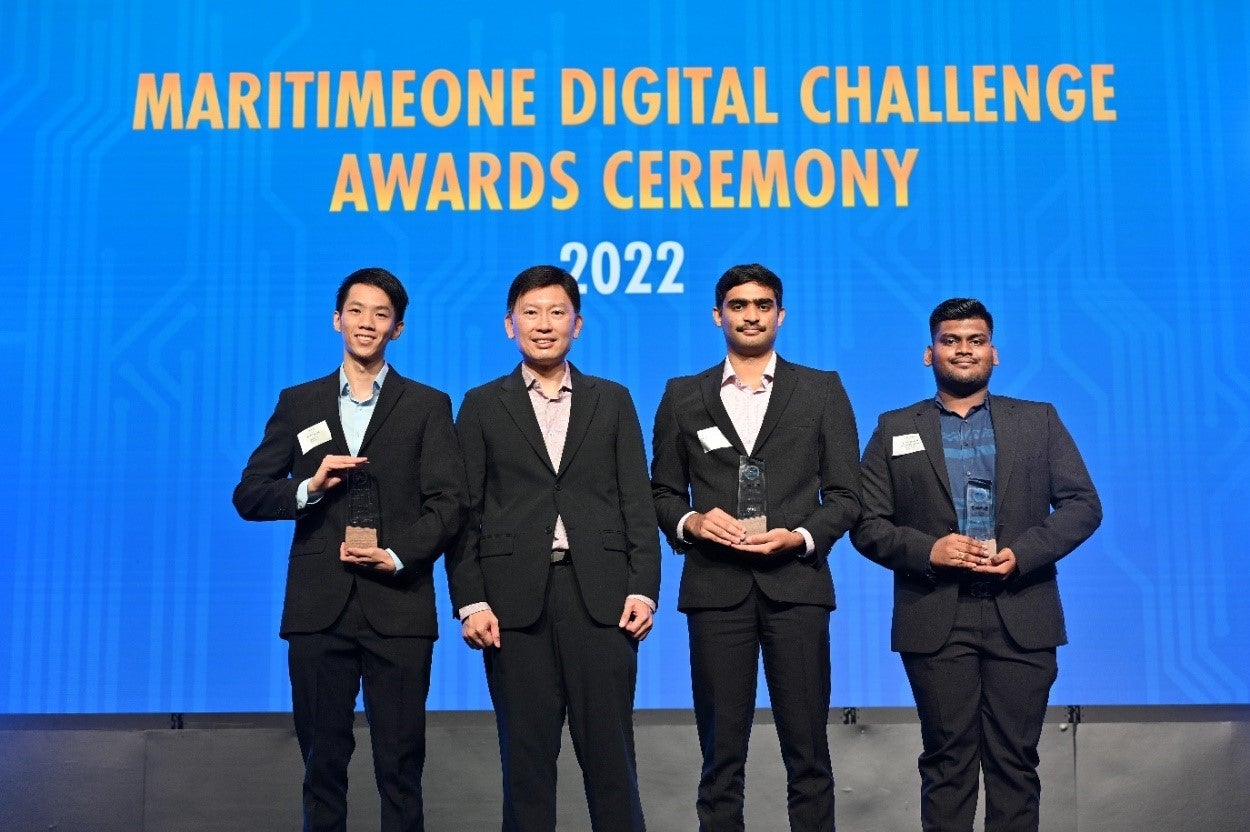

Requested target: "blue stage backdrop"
[{"left": 1, "top": 1, "right": 1247, "bottom": 713}]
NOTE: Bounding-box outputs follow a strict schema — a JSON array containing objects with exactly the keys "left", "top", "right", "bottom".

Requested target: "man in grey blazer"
[
  {"left": 234, "top": 268, "right": 466, "bottom": 832},
  {"left": 651, "top": 264, "right": 861, "bottom": 832},
  {"left": 851, "top": 298, "right": 1101, "bottom": 832},
  {"left": 449, "top": 265, "right": 661, "bottom": 832}
]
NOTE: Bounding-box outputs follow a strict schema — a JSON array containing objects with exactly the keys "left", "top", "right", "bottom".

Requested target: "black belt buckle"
[
  {"left": 965, "top": 580, "right": 997, "bottom": 599},
  {"left": 550, "top": 549, "right": 569, "bottom": 564}
]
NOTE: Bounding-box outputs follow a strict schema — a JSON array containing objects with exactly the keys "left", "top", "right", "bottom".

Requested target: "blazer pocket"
[
  {"left": 600, "top": 530, "right": 627, "bottom": 552},
  {"left": 480, "top": 534, "right": 515, "bottom": 557}
]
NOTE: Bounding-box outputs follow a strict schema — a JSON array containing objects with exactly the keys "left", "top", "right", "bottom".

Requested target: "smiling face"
[
  {"left": 333, "top": 283, "right": 404, "bottom": 367},
  {"left": 713, "top": 280, "right": 785, "bottom": 359},
  {"left": 925, "top": 317, "right": 998, "bottom": 398},
  {"left": 504, "top": 284, "right": 583, "bottom": 373}
]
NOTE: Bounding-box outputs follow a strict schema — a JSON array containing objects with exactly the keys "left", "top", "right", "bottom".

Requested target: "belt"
[
  {"left": 550, "top": 549, "right": 570, "bottom": 564},
  {"left": 959, "top": 580, "right": 1003, "bottom": 599}
]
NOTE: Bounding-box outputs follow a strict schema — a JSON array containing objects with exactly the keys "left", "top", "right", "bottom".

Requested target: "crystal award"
[
  {"left": 345, "top": 469, "right": 380, "bottom": 549},
  {"left": 737, "top": 455, "right": 768, "bottom": 536}
]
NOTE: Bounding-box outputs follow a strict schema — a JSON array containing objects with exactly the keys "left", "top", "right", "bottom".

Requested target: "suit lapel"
[
  {"left": 560, "top": 364, "right": 598, "bottom": 474},
  {"left": 499, "top": 366, "right": 557, "bottom": 475},
  {"left": 915, "top": 402, "right": 954, "bottom": 506},
  {"left": 752, "top": 357, "right": 797, "bottom": 453},
  {"left": 317, "top": 372, "right": 352, "bottom": 455},
  {"left": 698, "top": 363, "right": 747, "bottom": 455},
  {"left": 988, "top": 395, "right": 1018, "bottom": 507},
  {"left": 358, "top": 370, "right": 405, "bottom": 455}
]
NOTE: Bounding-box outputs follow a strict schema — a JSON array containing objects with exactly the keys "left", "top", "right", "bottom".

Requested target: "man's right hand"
[
  {"left": 686, "top": 507, "right": 749, "bottom": 547},
  {"left": 307, "top": 455, "right": 368, "bottom": 495},
  {"left": 930, "top": 533, "right": 989, "bottom": 570},
  {"left": 462, "top": 609, "right": 501, "bottom": 649}
]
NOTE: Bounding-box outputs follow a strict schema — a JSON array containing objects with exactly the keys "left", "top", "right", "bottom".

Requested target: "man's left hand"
[
  {"left": 732, "top": 528, "right": 805, "bottom": 556},
  {"left": 618, "top": 598, "right": 654, "bottom": 641},
  {"left": 340, "top": 542, "right": 397, "bottom": 573},
  {"left": 973, "top": 545, "right": 1017, "bottom": 578}
]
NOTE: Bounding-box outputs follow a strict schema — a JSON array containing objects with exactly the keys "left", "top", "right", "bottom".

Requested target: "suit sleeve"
[
  {"left": 614, "top": 388, "right": 662, "bottom": 602},
  {"left": 850, "top": 417, "right": 941, "bottom": 575},
  {"left": 232, "top": 389, "right": 302, "bottom": 522},
  {"left": 1006, "top": 403, "right": 1102, "bottom": 577},
  {"left": 799, "top": 372, "right": 863, "bottom": 556},
  {"left": 388, "top": 391, "right": 466, "bottom": 566},
  {"left": 447, "top": 392, "right": 488, "bottom": 610},
  {"left": 650, "top": 379, "right": 694, "bottom": 553}
]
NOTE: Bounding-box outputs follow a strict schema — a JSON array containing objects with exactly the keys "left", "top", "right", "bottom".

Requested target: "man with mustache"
[
  {"left": 851, "top": 298, "right": 1102, "bottom": 832},
  {"left": 651, "top": 263, "right": 862, "bottom": 832}
]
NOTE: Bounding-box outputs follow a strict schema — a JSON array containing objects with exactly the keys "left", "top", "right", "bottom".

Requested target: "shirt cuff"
[
  {"left": 627, "top": 594, "right": 657, "bottom": 612},
  {"left": 458, "top": 602, "right": 492, "bottom": 620},
  {"left": 386, "top": 548, "right": 404, "bottom": 573},
  {"left": 676, "top": 510, "right": 697, "bottom": 543},
  {"left": 795, "top": 527, "right": 816, "bottom": 560},
  {"left": 296, "top": 478, "right": 323, "bottom": 510}
]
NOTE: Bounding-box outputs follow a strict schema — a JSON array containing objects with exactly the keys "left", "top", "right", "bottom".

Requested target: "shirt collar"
[
  {"left": 521, "top": 362, "right": 573, "bottom": 395},
  {"left": 721, "top": 352, "right": 777, "bottom": 388},
  {"left": 934, "top": 390, "right": 992, "bottom": 416},
  {"left": 339, "top": 363, "right": 389, "bottom": 400}
]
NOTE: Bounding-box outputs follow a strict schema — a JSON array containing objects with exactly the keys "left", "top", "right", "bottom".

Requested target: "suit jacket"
[
  {"left": 448, "top": 363, "right": 661, "bottom": 629},
  {"left": 651, "top": 357, "right": 862, "bottom": 612},
  {"left": 233, "top": 369, "right": 466, "bottom": 638},
  {"left": 851, "top": 395, "right": 1102, "bottom": 653}
]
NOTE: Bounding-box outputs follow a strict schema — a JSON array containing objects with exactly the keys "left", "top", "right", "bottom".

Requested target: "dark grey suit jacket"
[
  {"left": 233, "top": 369, "right": 466, "bottom": 638},
  {"left": 651, "top": 357, "right": 862, "bottom": 611},
  {"left": 448, "top": 363, "right": 661, "bottom": 629},
  {"left": 851, "top": 395, "right": 1102, "bottom": 653}
]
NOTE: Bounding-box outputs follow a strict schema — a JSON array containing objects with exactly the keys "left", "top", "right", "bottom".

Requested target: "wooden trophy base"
[
  {"left": 345, "top": 525, "right": 378, "bottom": 548},
  {"left": 739, "top": 515, "right": 768, "bottom": 536}
]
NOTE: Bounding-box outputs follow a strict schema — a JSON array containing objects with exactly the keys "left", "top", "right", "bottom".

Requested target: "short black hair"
[
  {"left": 506, "top": 265, "right": 582, "bottom": 314},
  {"left": 336, "top": 267, "right": 409, "bottom": 322},
  {"left": 928, "top": 298, "right": 993, "bottom": 340},
  {"left": 714, "top": 263, "right": 783, "bottom": 308}
]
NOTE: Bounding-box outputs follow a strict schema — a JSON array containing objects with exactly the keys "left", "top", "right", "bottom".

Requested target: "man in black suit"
[
  {"left": 449, "top": 265, "right": 661, "bottom": 832},
  {"left": 851, "top": 298, "right": 1101, "bottom": 832},
  {"left": 650, "top": 263, "right": 861, "bottom": 832},
  {"left": 233, "top": 267, "right": 466, "bottom": 832}
]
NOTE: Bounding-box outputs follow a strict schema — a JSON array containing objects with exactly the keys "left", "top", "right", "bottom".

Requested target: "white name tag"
[
  {"left": 697, "top": 426, "right": 733, "bottom": 453},
  {"left": 892, "top": 433, "right": 925, "bottom": 456},
  {"left": 298, "top": 420, "right": 333, "bottom": 455}
]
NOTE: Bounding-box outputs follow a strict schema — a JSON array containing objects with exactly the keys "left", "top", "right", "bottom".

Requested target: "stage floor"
[{"left": 1, "top": 707, "right": 1247, "bottom": 831}]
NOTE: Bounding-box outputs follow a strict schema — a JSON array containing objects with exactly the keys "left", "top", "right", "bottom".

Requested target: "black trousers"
[
  {"left": 287, "top": 585, "right": 434, "bottom": 832},
  {"left": 687, "top": 584, "right": 834, "bottom": 832},
  {"left": 484, "top": 559, "right": 645, "bottom": 832},
  {"left": 901, "top": 595, "right": 1058, "bottom": 832}
]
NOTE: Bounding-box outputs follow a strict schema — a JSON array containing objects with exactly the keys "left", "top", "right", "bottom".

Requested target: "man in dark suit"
[
  {"left": 233, "top": 267, "right": 466, "bottom": 832},
  {"left": 448, "top": 265, "right": 661, "bottom": 832},
  {"left": 650, "top": 263, "right": 861, "bottom": 832},
  {"left": 851, "top": 298, "right": 1101, "bottom": 832}
]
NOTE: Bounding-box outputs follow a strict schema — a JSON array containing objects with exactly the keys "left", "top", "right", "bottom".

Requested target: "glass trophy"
[
  {"left": 737, "top": 455, "right": 768, "bottom": 536},
  {"left": 345, "top": 469, "right": 380, "bottom": 549},
  {"left": 964, "top": 477, "right": 996, "bottom": 558}
]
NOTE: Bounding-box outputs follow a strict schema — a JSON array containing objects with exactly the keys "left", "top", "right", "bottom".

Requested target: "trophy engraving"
[
  {"left": 345, "top": 469, "right": 380, "bottom": 549},
  {"left": 964, "top": 477, "right": 997, "bottom": 558},
  {"left": 737, "top": 455, "right": 768, "bottom": 536}
]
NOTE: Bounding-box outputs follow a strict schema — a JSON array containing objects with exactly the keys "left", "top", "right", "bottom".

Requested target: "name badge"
[
  {"left": 697, "top": 426, "right": 732, "bottom": 453},
  {"left": 892, "top": 433, "right": 924, "bottom": 456},
  {"left": 298, "top": 420, "right": 333, "bottom": 455}
]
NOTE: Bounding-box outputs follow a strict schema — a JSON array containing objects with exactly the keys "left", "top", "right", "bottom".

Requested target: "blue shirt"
[{"left": 936, "top": 394, "right": 997, "bottom": 535}]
